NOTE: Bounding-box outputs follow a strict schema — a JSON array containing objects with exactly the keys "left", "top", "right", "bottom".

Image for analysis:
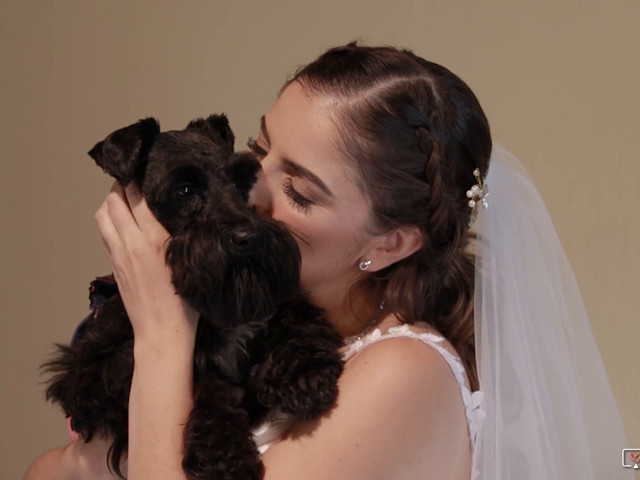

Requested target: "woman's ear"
[{"left": 365, "top": 226, "right": 423, "bottom": 272}]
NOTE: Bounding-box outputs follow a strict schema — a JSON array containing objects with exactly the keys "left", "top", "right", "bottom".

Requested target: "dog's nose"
[{"left": 230, "top": 227, "right": 258, "bottom": 249}]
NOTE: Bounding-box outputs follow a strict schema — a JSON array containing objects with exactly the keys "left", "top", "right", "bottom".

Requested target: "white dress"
[{"left": 253, "top": 323, "right": 484, "bottom": 456}]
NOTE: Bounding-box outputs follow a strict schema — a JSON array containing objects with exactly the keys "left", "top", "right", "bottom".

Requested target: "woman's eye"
[
  {"left": 247, "top": 137, "right": 268, "bottom": 159},
  {"left": 283, "top": 178, "right": 312, "bottom": 213}
]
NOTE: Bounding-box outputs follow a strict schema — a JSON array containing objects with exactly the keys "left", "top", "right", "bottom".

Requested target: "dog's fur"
[{"left": 43, "top": 115, "right": 344, "bottom": 480}]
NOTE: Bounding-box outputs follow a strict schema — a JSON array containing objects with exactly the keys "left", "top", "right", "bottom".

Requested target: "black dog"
[{"left": 44, "top": 115, "right": 343, "bottom": 480}]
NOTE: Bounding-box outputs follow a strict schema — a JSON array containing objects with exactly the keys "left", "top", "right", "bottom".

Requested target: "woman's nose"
[{"left": 248, "top": 166, "right": 272, "bottom": 218}]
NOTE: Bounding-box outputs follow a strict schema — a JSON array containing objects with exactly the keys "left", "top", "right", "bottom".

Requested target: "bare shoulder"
[
  {"left": 262, "top": 335, "right": 471, "bottom": 479},
  {"left": 24, "top": 438, "right": 123, "bottom": 480},
  {"left": 342, "top": 336, "right": 469, "bottom": 451},
  {"left": 23, "top": 445, "right": 72, "bottom": 480},
  {"left": 347, "top": 333, "right": 458, "bottom": 380}
]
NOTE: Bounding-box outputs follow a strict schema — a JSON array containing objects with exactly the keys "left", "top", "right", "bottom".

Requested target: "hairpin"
[{"left": 466, "top": 168, "right": 489, "bottom": 226}]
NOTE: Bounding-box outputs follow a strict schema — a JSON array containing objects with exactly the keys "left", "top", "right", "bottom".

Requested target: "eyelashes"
[
  {"left": 283, "top": 178, "right": 312, "bottom": 213},
  {"left": 247, "top": 137, "right": 267, "bottom": 158},
  {"left": 247, "top": 137, "right": 313, "bottom": 213}
]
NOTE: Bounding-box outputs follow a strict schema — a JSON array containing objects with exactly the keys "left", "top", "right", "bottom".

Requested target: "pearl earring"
[{"left": 359, "top": 259, "right": 372, "bottom": 271}]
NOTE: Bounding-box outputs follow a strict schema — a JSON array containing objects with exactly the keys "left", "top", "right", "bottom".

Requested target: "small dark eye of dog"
[{"left": 175, "top": 182, "right": 196, "bottom": 197}]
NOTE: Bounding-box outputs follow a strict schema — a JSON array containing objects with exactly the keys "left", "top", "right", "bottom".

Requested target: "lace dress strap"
[{"left": 342, "top": 324, "right": 484, "bottom": 448}]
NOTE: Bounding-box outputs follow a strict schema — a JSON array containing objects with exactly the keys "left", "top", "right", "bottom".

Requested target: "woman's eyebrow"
[
  {"left": 261, "top": 115, "right": 334, "bottom": 198},
  {"left": 282, "top": 159, "right": 334, "bottom": 198}
]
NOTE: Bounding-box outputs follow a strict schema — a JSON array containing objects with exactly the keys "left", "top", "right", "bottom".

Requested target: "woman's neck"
[{"left": 319, "top": 290, "right": 391, "bottom": 339}]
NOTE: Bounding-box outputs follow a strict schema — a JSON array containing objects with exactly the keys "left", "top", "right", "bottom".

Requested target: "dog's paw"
[{"left": 253, "top": 351, "right": 344, "bottom": 420}]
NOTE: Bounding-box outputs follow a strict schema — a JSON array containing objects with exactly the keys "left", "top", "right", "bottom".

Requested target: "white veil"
[{"left": 471, "top": 144, "right": 632, "bottom": 479}]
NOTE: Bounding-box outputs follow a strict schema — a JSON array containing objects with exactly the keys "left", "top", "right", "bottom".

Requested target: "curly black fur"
[{"left": 43, "top": 115, "right": 344, "bottom": 480}]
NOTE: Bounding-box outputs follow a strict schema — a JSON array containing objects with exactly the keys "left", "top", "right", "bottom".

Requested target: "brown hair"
[{"left": 288, "top": 43, "right": 491, "bottom": 391}]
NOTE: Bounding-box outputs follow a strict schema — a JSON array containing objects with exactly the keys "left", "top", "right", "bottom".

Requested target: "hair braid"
[
  {"left": 407, "top": 122, "right": 478, "bottom": 390},
  {"left": 290, "top": 43, "right": 490, "bottom": 391}
]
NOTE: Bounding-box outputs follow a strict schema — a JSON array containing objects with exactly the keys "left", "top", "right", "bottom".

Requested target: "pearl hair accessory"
[
  {"left": 359, "top": 259, "right": 372, "bottom": 271},
  {"left": 466, "top": 168, "right": 489, "bottom": 226}
]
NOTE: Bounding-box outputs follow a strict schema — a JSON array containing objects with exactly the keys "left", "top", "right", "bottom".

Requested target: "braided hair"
[{"left": 288, "top": 43, "right": 492, "bottom": 391}]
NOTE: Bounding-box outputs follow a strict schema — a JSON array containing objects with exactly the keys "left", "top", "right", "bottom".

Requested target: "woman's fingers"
[
  {"left": 94, "top": 180, "right": 170, "bottom": 276},
  {"left": 94, "top": 198, "right": 119, "bottom": 260},
  {"left": 101, "top": 182, "right": 168, "bottom": 246},
  {"left": 92, "top": 181, "right": 199, "bottom": 343},
  {"left": 124, "top": 182, "right": 169, "bottom": 240},
  {"left": 106, "top": 182, "right": 143, "bottom": 240}
]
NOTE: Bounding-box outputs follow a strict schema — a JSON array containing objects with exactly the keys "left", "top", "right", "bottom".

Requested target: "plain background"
[{"left": 2, "top": 1, "right": 638, "bottom": 478}]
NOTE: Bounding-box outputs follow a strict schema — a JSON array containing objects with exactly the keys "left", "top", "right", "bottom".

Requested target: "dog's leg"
[
  {"left": 250, "top": 297, "right": 344, "bottom": 420},
  {"left": 183, "top": 372, "right": 264, "bottom": 480}
]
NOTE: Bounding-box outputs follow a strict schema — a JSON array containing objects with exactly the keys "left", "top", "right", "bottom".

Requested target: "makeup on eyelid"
[
  {"left": 247, "top": 137, "right": 316, "bottom": 212},
  {"left": 282, "top": 178, "right": 312, "bottom": 213}
]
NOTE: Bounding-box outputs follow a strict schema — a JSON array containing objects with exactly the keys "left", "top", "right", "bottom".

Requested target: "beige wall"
[{"left": 2, "top": 1, "right": 638, "bottom": 477}]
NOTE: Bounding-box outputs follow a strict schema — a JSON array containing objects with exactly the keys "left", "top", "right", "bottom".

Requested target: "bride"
[{"left": 26, "top": 42, "right": 631, "bottom": 480}]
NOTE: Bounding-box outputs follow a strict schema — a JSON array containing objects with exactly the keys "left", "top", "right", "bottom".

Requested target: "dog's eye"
[
  {"left": 170, "top": 167, "right": 207, "bottom": 200},
  {"left": 175, "top": 183, "right": 196, "bottom": 197}
]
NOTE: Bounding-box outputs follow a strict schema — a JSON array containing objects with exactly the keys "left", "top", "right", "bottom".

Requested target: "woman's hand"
[
  {"left": 94, "top": 182, "right": 196, "bottom": 480},
  {"left": 94, "top": 182, "right": 199, "bottom": 349}
]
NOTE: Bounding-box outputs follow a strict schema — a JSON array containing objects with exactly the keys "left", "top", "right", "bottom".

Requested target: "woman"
[{"left": 25, "top": 44, "right": 629, "bottom": 479}]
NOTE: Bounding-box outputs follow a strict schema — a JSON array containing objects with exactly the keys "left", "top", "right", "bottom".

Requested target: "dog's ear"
[
  {"left": 186, "top": 114, "right": 235, "bottom": 156},
  {"left": 88, "top": 118, "right": 160, "bottom": 185},
  {"left": 225, "top": 152, "right": 261, "bottom": 201}
]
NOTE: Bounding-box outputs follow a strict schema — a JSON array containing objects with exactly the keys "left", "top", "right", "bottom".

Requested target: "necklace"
[{"left": 355, "top": 298, "right": 386, "bottom": 341}]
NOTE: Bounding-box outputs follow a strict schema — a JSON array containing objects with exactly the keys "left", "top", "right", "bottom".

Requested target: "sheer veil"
[{"left": 471, "top": 144, "right": 632, "bottom": 479}]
